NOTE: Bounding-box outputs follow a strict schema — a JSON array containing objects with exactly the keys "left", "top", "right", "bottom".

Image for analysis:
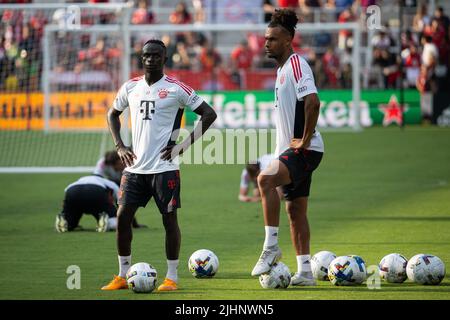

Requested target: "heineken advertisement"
[{"left": 186, "top": 90, "right": 421, "bottom": 128}]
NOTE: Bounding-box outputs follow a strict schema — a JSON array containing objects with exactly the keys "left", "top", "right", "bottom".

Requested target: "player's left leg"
[
  {"left": 286, "top": 197, "right": 316, "bottom": 286},
  {"left": 152, "top": 170, "right": 182, "bottom": 291},
  {"left": 251, "top": 160, "right": 291, "bottom": 276},
  {"left": 158, "top": 211, "right": 181, "bottom": 291}
]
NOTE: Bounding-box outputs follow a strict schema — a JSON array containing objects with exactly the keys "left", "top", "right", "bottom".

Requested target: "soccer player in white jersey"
[
  {"left": 55, "top": 175, "right": 119, "bottom": 233},
  {"left": 239, "top": 154, "right": 276, "bottom": 202},
  {"left": 251, "top": 9, "right": 324, "bottom": 286},
  {"left": 101, "top": 39, "right": 217, "bottom": 291}
]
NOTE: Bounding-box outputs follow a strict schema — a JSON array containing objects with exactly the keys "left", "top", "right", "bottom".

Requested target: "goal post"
[{"left": 0, "top": 15, "right": 362, "bottom": 172}]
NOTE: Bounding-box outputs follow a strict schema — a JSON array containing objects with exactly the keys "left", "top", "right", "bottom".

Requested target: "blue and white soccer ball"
[
  {"left": 126, "top": 262, "right": 158, "bottom": 293},
  {"left": 188, "top": 249, "right": 219, "bottom": 278},
  {"left": 259, "top": 261, "right": 291, "bottom": 289},
  {"left": 311, "top": 250, "right": 336, "bottom": 281},
  {"left": 406, "top": 254, "right": 445, "bottom": 285},
  {"left": 379, "top": 253, "right": 408, "bottom": 283},
  {"left": 328, "top": 255, "right": 367, "bottom": 286},
  {"left": 348, "top": 254, "right": 367, "bottom": 278}
]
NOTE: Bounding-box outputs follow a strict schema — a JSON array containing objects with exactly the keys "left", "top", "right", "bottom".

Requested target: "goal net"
[{"left": 0, "top": 3, "right": 362, "bottom": 172}]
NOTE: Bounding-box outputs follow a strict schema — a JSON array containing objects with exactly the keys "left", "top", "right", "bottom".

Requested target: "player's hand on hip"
[
  {"left": 117, "top": 146, "right": 137, "bottom": 167},
  {"left": 160, "top": 144, "right": 184, "bottom": 161},
  {"left": 290, "top": 138, "right": 310, "bottom": 150}
]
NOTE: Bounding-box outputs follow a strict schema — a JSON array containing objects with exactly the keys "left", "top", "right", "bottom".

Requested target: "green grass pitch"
[{"left": 0, "top": 127, "right": 449, "bottom": 300}]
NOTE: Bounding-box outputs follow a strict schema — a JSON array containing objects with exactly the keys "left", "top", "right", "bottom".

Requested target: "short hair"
[
  {"left": 104, "top": 150, "right": 120, "bottom": 165},
  {"left": 246, "top": 162, "right": 260, "bottom": 180},
  {"left": 143, "top": 39, "right": 167, "bottom": 51},
  {"left": 268, "top": 9, "right": 298, "bottom": 39}
]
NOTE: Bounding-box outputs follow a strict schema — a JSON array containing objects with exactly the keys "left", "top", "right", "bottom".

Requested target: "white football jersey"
[
  {"left": 113, "top": 74, "right": 204, "bottom": 174},
  {"left": 274, "top": 53, "right": 324, "bottom": 155},
  {"left": 240, "top": 154, "right": 275, "bottom": 188},
  {"left": 65, "top": 175, "right": 119, "bottom": 200}
]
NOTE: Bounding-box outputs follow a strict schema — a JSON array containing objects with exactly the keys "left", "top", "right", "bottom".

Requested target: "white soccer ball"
[
  {"left": 328, "top": 255, "right": 367, "bottom": 286},
  {"left": 406, "top": 254, "right": 445, "bottom": 285},
  {"left": 188, "top": 249, "right": 219, "bottom": 278},
  {"left": 126, "top": 262, "right": 157, "bottom": 293},
  {"left": 259, "top": 261, "right": 291, "bottom": 289},
  {"left": 311, "top": 251, "right": 336, "bottom": 281},
  {"left": 379, "top": 253, "right": 408, "bottom": 283}
]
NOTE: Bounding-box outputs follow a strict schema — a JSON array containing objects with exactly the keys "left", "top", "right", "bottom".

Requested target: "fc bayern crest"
[
  {"left": 280, "top": 73, "right": 286, "bottom": 84},
  {"left": 158, "top": 89, "right": 168, "bottom": 99}
]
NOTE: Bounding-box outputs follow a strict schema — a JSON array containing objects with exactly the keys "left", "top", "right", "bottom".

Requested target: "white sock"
[
  {"left": 118, "top": 255, "right": 131, "bottom": 278},
  {"left": 297, "top": 254, "right": 312, "bottom": 274},
  {"left": 263, "top": 226, "right": 279, "bottom": 249},
  {"left": 166, "top": 259, "right": 179, "bottom": 283},
  {"left": 107, "top": 218, "right": 117, "bottom": 230}
]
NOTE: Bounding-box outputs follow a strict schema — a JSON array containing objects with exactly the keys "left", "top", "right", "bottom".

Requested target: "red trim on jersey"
[
  {"left": 165, "top": 77, "right": 193, "bottom": 95},
  {"left": 130, "top": 75, "right": 143, "bottom": 82},
  {"left": 166, "top": 77, "right": 193, "bottom": 95},
  {"left": 290, "top": 55, "right": 302, "bottom": 82}
]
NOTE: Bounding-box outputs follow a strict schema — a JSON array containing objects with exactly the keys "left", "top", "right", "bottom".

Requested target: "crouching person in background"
[{"left": 55, "top": 175, "right": 119, "bottom": 233}]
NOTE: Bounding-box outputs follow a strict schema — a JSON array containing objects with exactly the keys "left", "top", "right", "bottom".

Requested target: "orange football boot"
[
  {"left": 157, "top": 278, "right": 178, "bottom": 291},
  {"left": 101, "top": 275, "right": 128, "bottom": 290}
]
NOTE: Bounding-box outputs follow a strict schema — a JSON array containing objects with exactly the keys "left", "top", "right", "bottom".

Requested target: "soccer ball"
[
  {"left": 406, "top": 254, "right": 445, "bottom": 285},
  {"left": 311, "top": 251, "right": 336, "bottom": 281},
  {"left": 259, "top": 262, "right": 291, "bottom": 289},
  {"left": 328, "top": 256, "right": 367, "bottom": 286},
  {"left": 126, "top": 262, "right": 157, "bottom": 293},
  {"left": 379, "top": 253, "right": 408, "bottom": 283},
  {"left": 188, "top": 249, "right": 219, "bottom": 278},
  {"left": 348, "top": 254, "right": 367, "bottom": 277}
]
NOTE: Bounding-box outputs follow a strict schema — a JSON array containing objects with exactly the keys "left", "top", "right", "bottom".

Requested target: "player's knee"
[{"left": 257, "top": 173, "right": 275, "bottom": 191}]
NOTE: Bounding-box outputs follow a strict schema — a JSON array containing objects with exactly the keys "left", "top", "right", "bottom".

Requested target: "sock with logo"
[
  {"left": 263, "top": 226, "right": 279, "bottom": 249},
  {"left": 118, "top": 255, "right": 131, "bottom": 278},
  {"left": 166, "top": 259, "right": 179, "bottom": 283},
  {"left": 297, "top": 254, "right": 312, "bottom": 275}
]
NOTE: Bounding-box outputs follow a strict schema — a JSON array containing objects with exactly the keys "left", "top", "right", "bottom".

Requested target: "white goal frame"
[{"left": 1, "top": 19, "right": 362, "bottom": 173}]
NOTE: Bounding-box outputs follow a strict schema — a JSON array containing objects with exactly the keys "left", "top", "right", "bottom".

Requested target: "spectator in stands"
[
  {"left": 131, "top": 0, "right": 155, "bottom": 24},
  {"left": 199, "top": 41, "right": 222, "bottom": 72},
  {"left": 263, "top": 0, "right": 276, "bottom": 23},
  {"left": 373, "top": 49, "right": 399, "bottom": 89},
  {"left": 192, "top": 0, "right": 205, "bottom": 24},
  {"left": 322, "top": 46, "right": 340, "bottom": 88},
  {"left": 401, "top": 29, "right": 418, "bottom": 51},
  {"left": 424, "top": 18, "right": 448, "bottom": 65},
  {"left": 337, "top": 6, "right": 356, "bottom": 50},
  {"left": 231, "top": 40, "right": 254, "bottom": 71},
  {"left": 412, "top": 2, "right": 431, "bottom": 34},
  {"left": 372, "top": 27, "right": 395, "bottom": 51},
  {"left": 172, "top": 41, "right": 193, "bottom": 70},
  {"left": 230, "top": 40, "right": 254, "bottom": 88},
  {"left": 433, "top": 6, "right": 450, "bottom": 39},
  {"left": 340, "top": 47, "right": 352, "bottom": 88},
  {"left": 402, "top": 43, "right": 421, "bottom": 88},
  {"left": 278, "top": 0, "right": 300, "bottom": 10},
  {"left": 170, "top": 2, "right": 193, "bottom": 43},
  {"left": 170, "top": 1, "right": 192, "bottom": 24},
  {"left": 161, "top": 34, "right": 177, "bottom": 69},
  {"left": 299, "top": 0, "right": 322, "bottom": 23}
]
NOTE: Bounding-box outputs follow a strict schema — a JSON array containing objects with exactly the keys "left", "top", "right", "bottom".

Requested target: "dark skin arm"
[
  {"left": 160, "top": 101, "right": 217, "bottom": 161},
  {"left": 290, "top": 93, "right": 321, "bottom": 150},
  {"left": 107, "top": 108, "right": 137, "bottom": 167}
]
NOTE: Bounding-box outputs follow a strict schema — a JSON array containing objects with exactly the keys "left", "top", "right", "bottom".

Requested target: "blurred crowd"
[{"left": 0, "top": 0, "right": 449, "bottom": 92}]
